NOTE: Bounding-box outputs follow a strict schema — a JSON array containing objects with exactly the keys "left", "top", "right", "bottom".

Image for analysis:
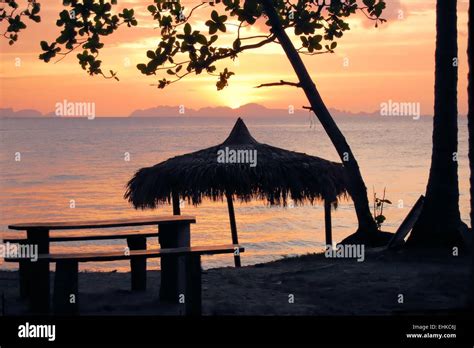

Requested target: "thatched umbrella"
[{"left": 125, "top": 118, "right": 348, "bottom": 266}]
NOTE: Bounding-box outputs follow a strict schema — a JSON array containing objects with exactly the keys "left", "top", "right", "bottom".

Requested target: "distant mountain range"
[
  {"left": 0, "top": 108, "right": 44, "bottom": 118},
  {"left": 1, "top": 103, "right": 419, "bottom": 118},
  {"left": 129, "top": 103, "right": 380, "bottom": 118}
]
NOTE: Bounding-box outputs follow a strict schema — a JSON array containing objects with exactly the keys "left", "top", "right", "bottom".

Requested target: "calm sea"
[{"left": 0, "top": 116, "right": 470, "bottom": 271}]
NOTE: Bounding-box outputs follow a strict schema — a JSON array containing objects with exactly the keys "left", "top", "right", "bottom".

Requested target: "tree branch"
[
  {"left": 202, "top": 34, "right": 277, "bottom": 67},
  {"left": 174, "top": 2, "right": 208, "bottom": 27},
  {"left": 254, "top": 80, "right": 301, "bottom": 88}
]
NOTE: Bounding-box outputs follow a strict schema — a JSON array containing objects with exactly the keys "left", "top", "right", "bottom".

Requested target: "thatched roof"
[{"left": 125, "top": 118, "right": 348, "bottom": 208}]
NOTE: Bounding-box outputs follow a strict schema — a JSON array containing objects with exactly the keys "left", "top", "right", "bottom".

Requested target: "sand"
[{"left": 0, "top": 248, "right": 470, "bottom": 316}]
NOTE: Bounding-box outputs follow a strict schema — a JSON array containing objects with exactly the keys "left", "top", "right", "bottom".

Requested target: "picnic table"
[{"left": 6, "top": 215, "right": 196, "bottom": 313}]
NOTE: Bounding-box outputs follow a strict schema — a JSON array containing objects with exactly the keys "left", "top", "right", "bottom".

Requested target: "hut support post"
[
  {"left": 172, "top": 191, "right": 181, "bottom": 215},
  {"left": 324, "top": 200, "right": 333, "bottom": 248},
  {"left": 226, "top": 193, "right": 242, "bottom": 267}
]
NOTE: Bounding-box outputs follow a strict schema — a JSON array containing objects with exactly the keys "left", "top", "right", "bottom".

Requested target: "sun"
[
  {"left": 230, "top": 101, "right": 242, "bottom": 109},
  {"left": 216, "top": 85, "right": 256, "bottom": 109}
]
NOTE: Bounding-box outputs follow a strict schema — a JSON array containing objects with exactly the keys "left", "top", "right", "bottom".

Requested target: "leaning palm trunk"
[
  {"left": 260, "top": 0, "right": 379, "bottom": 243},
  {"left": 406, "top": 0, "right": 463, "bottom": 248}
]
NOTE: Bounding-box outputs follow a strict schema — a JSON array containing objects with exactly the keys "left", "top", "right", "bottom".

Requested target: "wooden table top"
[{"left": 8, "top": 215, "right": 197, "bottom": 231}]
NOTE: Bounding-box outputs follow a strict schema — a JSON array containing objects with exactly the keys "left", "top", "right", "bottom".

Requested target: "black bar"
[{"left": 0, "top": 315, "right": 473, "bottom": 345}]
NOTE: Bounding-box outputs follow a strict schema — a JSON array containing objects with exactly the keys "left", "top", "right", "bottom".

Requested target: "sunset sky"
[{"left": 0, "top": 0, "right": 470, "bottom": 116}]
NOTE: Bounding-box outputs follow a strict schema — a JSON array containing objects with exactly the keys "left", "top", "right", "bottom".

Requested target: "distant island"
[
  {"left": 129, "top": 103, "right": 380, "bottom": 118},
  {"left": 2, "top": 103, "right": 433, "bottom": 118},
  {"left": 0, "top": 108, "right": 44, "bottom": 118}
]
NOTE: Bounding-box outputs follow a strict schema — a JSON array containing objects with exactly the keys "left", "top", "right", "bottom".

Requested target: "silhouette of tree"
[
  {"left": 406, "top": 0, "right": 464, "bottom": 248},
  {"left": 1, "top": 0, "right": 388, "bottom": 243}
]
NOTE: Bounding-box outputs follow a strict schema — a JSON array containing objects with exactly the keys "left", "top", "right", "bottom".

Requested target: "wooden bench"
[
  {"left": 5, "top": 216, "right": 196, "bottom": 314},
  {"left": 10, "top": 244, "right": 244, "bottom": 316},
  {"left": 2, "top": 230, "right": 159, "bottom": 297}
]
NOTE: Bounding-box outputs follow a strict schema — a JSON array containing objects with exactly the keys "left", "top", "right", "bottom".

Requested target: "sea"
[{"left": 0, "top": 116, "right": 470, "bottom": 271}]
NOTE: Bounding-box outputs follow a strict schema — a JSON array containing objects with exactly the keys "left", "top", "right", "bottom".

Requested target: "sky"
[{"left": 0, "top": 0, "right": 470, "bottom": 117}]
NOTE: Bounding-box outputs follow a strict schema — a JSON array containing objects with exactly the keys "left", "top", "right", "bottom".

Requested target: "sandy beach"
[{"left": 1, "top": 248, "right": 470, "bottom": 316}]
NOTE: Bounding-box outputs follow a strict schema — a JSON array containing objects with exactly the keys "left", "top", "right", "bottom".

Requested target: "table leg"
[
  {"left": 185, "top": 254, "right": 202, "bottom": 316},
  {"left": 53, "top": 260, "right": 78, "bottom": 315},
  {"left": 27, "top": 228, "right": 50, "bottom": 314},
  {"left": 127, "top": 236, "right": 147, "bottom": 291},
  {"left": 158, "top": 223, "right": 190, "bottom": 303}
]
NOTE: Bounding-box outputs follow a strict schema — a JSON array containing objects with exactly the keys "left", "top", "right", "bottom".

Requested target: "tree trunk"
[
  {"left": 467, "top": 0, "right": 474, "bottom": 308},
  {"left": 260, "top": 0, "right": 379, "bottom": 244},
  {"left": 406, "top": 0, "right": 463, "bottom": 248}
]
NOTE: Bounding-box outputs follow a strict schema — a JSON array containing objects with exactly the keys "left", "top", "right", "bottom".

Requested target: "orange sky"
[{"left": 0, "top": 0, "right": 470, "bottom": 116}]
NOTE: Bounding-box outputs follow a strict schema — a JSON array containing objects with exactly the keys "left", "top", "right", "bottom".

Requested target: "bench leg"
[
  {"left": 19, "top": 260, "right": 30, "bottom": 299},
  {"left": 53, "top": 260, "right": 79, "bottom": 315},
  {"left": 29, "top": 260, "right": 50, "bottom": 314},
  {"left": 185, "top": 254, "right": 202, "bottom": 316},
  {"left": 159, "top": 224, "right": 190, "bottom": 303},
  {"left": 17, "top": 238, "right": 33, "bottom": 299},
  {"left": 127, "top": 236, "right": 147, "bottom": 291}
]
